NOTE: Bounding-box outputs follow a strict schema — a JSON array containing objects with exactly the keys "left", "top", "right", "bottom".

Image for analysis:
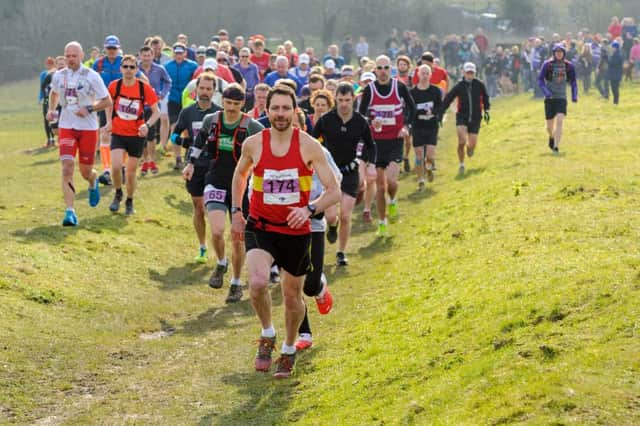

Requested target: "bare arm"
[{"left": 230, "top": 135, "right": 259, "bottom": 240}]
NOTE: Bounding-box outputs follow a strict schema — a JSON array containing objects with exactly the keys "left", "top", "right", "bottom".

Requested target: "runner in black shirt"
[
  {"left": 171, "top": 73, "right": 221, "bottom": 264},
  {"left": 409, "top": 64, "right": 442, "bottom": 190},
  {"left": 312, "top": 82, "right": 376, "bottom": 266}
]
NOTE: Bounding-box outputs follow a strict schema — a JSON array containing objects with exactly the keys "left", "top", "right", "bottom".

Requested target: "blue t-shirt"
[{"left": 93, "top": 56, "right": 122, "bottom": 86}]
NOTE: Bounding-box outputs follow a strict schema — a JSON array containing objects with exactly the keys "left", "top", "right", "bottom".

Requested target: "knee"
[
  {"left": 283, "top": 292, "right": 303, "bottom": 311},
  {"left": 249, "top": 272, "right": 269, "bottom": 291},
  {"left": 210, "top": 226, "right": 224, "bottom": 240},
  {"left": 61, "top": 165, "right": 74, "bottom": 179},
  {"left": 79, "top": 168, "right": 92, "bottom": 180}
]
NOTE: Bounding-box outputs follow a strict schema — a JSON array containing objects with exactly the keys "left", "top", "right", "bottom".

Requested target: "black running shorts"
[
  {"left": 111, "top": 134, "right": 145, "bottom": 158},
  {"left": 374, "top": 138, "right": 404, "bottom": 168},
  {"left": 244, "top": 222, "right": 312, "bottom": 277},
  {"left": 544, "top": 98, "right": 567, "bottom": 120}
]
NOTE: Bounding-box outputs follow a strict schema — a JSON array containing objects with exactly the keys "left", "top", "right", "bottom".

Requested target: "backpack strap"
[
  {"left": 112, "top": 79, "right": 123, "bottom": 119},
  {"left": 233, "top": 114, "right": 252, "bottom": 162},
  {"left": 207, "top": 111, "right": 222, "bottom": 160}
]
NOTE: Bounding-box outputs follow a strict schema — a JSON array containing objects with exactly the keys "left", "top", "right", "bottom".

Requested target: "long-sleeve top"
[{"left": 139, "top": 62, "right": 172, "bottom": 99}]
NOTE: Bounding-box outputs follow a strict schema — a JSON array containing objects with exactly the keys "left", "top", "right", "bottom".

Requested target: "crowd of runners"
[{"left": 36, "top": 16, "right": 637, "bottom": 377}]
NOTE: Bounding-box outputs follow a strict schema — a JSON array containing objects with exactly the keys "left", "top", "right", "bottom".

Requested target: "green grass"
[{"left": 1, "top": 79, "right": 640, "bottom": 424}]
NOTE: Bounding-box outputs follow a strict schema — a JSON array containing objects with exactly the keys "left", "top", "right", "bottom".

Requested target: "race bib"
[
  {"left": 417, "top": 101, "right": 434, "bottom": 120},
  {"left": 262, "top": 168, "right": 300, "bottom": 205},
  {"left": 115, "top": 97, "right": 141, "bottom": 121},
  {"left": 371, "top": 104, "right": 397, "bottom": 126},
  {"left": 192, "top": 121, "right": 203, "bottom": 139},
  {"left": 204, "top": 184, "right": 226, "bottom": 204},
  {"left": 65, "top": 85, "right": 78, "bottom": 105}
]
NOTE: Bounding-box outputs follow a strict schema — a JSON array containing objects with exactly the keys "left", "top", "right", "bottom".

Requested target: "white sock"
[
  {"left": 298, "top": 333, "right": 312, "bottom": 342},
  {"left": 389, "top": 198, "right": 396, "bottom": 205},
  {"left": 230, "top": 277, "right": 241, "bottom": 286},
  {"left": 200, "top": 244, "right": 207, "bottom": 250},
  {"left": 281, "top": 343, "right": 296, "bottom": 355},
  {"left": 270, "top": 265, "right": 279, "bottom": 274},
  {"left": 460, "top": 162, "right": 465, "bottom": 168},
  {"left": 217, "top": 257, "right": 228, "bottom": 266},
  {"left": 378, "top": 219, "right": 387, "bottom": 226},
  {"left": 66, "top": 207, "right": 75, "bottom": 213},
  {"left": 261, "top": 326, "right": 275, "bottom": 338}
]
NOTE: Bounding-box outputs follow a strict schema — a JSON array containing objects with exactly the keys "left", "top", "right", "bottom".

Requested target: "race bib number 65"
[
  {"left": 204, "top": 184, "right": 226, "bottom": 204},
  {"left": 262, "top": 168, "right": 300, "bottom": 205}
]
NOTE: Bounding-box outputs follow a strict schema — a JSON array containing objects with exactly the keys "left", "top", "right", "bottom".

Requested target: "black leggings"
[
  {"left": 42, "top": 102, "right": 54, "bottom": 141},
  {"left": 298, "top": 231, "right": 325, "bottom": 336},
  {"left": 610, "top": 79, "right": 620, "bottom": 105}
]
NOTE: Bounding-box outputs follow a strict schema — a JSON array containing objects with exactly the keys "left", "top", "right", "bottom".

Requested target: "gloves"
[{"left": 484, "top": 111, "right": 490, "bottom": 124}]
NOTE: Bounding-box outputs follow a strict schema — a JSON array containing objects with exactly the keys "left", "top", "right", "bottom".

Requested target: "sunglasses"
[
  {"left": 106, "top": 47, "right": 118, "bottom": 50},
  {"left": 122, "top": 64, "right": 136, "bottom": 69},
  {"left": 240, "top": 55, "right": 249, "bottom": 58},
  {"left": 376, "top": 65, "right": 390, "bottom": 70}
]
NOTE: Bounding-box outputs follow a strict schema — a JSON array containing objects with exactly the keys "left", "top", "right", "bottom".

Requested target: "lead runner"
[{"left": 230, "top": 85, "right": 340, "bottom": 378}]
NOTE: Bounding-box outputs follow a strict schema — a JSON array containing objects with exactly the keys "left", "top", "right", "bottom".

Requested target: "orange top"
[{"left": 108, "top": 79, "right": 158, "bottom": 136}]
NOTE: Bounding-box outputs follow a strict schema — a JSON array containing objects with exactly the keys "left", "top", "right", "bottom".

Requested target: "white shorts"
[{"left": 159, "top": 96, "right": 169, "bottom": 115}]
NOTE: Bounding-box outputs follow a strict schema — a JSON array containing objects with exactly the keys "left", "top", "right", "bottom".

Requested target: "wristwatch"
[
  {"left": 231, "top": 207, "right": 243, "bottom": 214},
  {"left": 306, "top": 204, "right": 317, "bottom": 216},
  {"left": 86, "top": 105, "right": 94, "bottom": 113}
]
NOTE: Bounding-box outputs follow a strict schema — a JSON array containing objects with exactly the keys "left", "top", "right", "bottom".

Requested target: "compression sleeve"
[
  {"left": 397, "top": 81, "right": 416, "bottom": 125},
  {"left": 360, "top": 117, "right": 377, "bottom": 164},
  {"left": 358, "top": 85, "right": 372, "bottom": 117}
]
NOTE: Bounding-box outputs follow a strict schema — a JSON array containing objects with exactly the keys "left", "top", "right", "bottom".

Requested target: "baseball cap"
[
  {"left": 324, "top": 59, "right": 335, "bottom": 69},
  {"left": 341, "top": 66, "right": 354, "bottom": 77},
  {"left": 463, "top": 62, "right": 476, "bottom": 73},
  {"left": 611, "top": 40, "right": 621, "bottom": 49},
  {"left": 298, "top": 53, "right": 310, "bottom": 64},
  {"left": 203, "top": 58, "right": 218, "bottom": 71},
  {"left": 173, "top": 44, "right": 186, "bottom": 54},
  {"left": 205, "top": 47, "right": 217, "bottom": 58},
  {"left": 196, "top": 45, "right": 207, "bottom": 55},
  {"left": 104, "top": 35, "right": 120, "bottom": 49},
  {"left": 360, "top": 71, "right": 376, "bottom": 82}
]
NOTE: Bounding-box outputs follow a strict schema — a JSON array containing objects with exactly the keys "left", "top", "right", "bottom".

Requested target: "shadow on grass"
[
  {"left": 11, "top": 213, "right": 127, "bottom": 245},
  {"left": 179, "top": 284, "right": 283, "bottom": 336},
  {"left": 164, "top": 193, "right": 192, "bottom": 216},
  {"left": 148, "top": 263, "right": 211, "bottom": 290},
  {"left": 357, "top": 235, "right": 395, "bottom": 257},
  {"left": 404, "top": 186, "right": 437, "bottom": 202},
  {"left": 454, "top": 166, "right": 487, "bottom": 181},
  {"left": 23, "top": 147, "right": 56, "bottom": 156},
  {"left": 200, "top": 350, "right": 318, "bottom": 425},
  {"left": 30, "top": 158, "right": 59, "bottom": 167}
]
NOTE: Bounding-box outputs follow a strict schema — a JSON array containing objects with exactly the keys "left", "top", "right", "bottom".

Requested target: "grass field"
[{"left": 1, "top": 79, "right": 639, "bottom": 425}]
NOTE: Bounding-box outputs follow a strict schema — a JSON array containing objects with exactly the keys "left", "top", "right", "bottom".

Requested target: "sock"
[
  {"left": 115, "top": 188, "right": 123, "bottom": 198},
  {"left": 389, "top": 198, "right": 396, "bottom": 205},
  {"left": 460, "top": 162, "right": 465, "bottom": 168},
  {"left": 199, "top": 244, "right": 207, "bottom": 250},
  {"left": 281, "top": 343, "right": 296, "bottom": 355},
  {"left": 298, "top": 333, "right": 312, "bottom": 342},
  {"left": 271, "top": 265, "right": 279, "bottom": 274},
  {"left": 100, "top": 145, "right": 111, "bottom": 170},
  {"left": 261, "top": 326, "right": 275, "bottom": 338},
  {"left": 218, "top": 257, "right": 228, "bottom": 267},
  {"left": 379, "top": 219, "right": 387, "bottom": 226},
  {"left": 230, "top": 277, "right": 241, "bottom": 286},
  {"left": 65, "top": 207, "right": 75, "bottom": 213},
  {"left": 126, "top": 197, "right": 133, "bottom": 203}
]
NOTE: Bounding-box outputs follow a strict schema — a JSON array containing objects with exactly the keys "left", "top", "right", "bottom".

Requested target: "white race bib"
[
  {"left": 203, "top": 184, "right": 227, "bottom": 204},
  {"left": 262, "top": 168, "right": 300, "bottom": 205},
  {"left": 115, "top": 97, "right": 141, "bottom": 121},
  {"left": 192, "top": 121, "right": 203, "bottom": 139}
]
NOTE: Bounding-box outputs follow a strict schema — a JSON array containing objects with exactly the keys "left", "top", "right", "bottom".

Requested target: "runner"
[
  {"left": 312, "top": 82, "right": 376, "bottom": 265},
  {"left": 230, "top": 85, "right": 340, "bottom": 378},
  {"left": 249, "top": 38, "right": 270, "bottom": 80},
  {"left": 395, "top": 55, "right": 413, "bottom": 172},
  {"left": 537, "top": 44, "right": 578, "bottom": 154},
  {"left": 164, "top": 42, "right": 198, "bottom": 169},
  {"left": 184, "top": 84, "right": 264, "bottom": 303},
  {"left": 106, "top": 55, "right": 160, "bottom": 215},
  {"left": 440, "top": 62, "right": 490, "bottom": 174},
  {"left": 39, "top": 57, "right": 57, "bottom": 147},
  {"left": 410, "top": 64, "right": 442, "bottom": 189},
  {"left": 47, "top": 41, "right": 112, "bottom": 226},
  {"left": 94, "top": 35, "right": 123, "bottom": 186},
  {"left": 249, "top": 83, "right": 269, "bottom": 120},
  {"left": 138, "top": 45, "right": 172, "bottom": 176},
  {"left": 173, "top": 73, "right": 221, "bottom": 263},
  {"left": 358, "top": 55, "right": 415, "bottom": 236},
  {"left": 295, "top": 145, "right": 342, "bottom": 351},
  {"left": 264, "top": 56, "right": 302, "bottom": 94},
  {"left": 234, "top": 47, "right": 260, "bottom": 111}
]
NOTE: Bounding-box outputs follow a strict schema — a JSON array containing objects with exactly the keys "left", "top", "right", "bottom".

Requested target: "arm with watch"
[
  {"left": 138, "top": 102, "right": 161, "bottom": 138},
  {"left": 181, "top": 114, "right": 212, "bottom": 181},
  {"left": 77, "top": 95, "right": 112, "bottom": 118}
]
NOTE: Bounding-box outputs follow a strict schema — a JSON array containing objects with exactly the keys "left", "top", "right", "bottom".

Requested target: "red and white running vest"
[{"left": 367, "top": 78, "right": 404, "bottom": 140}]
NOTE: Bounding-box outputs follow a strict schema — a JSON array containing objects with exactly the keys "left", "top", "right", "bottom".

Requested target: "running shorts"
[
  {"left": 111, "top": 134, "right": 145, "bottom": 158},
  {"left": 374, "top": 138, "right": 403, "bottom": 168},
  {"left": 244, "top": 222, "right": 312, "bottom": 277},
  {"left": 544, "top": 98, "right": 567, "bottom": 120},
  {"left": 58, "top": 128, "right": 98, "bottom": 165}
]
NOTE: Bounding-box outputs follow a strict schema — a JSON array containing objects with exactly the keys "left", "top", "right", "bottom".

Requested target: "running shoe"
[
  {"left": 336, "top": 251, "right": 348, "bottom": 266},
  {"left": 62, "top": 209, "right": 78, "bottom": 227},
  {"left": 225, "top": 284, "right": 243, "bottom": 304},
  {"left": 124, "top": 199, "right": 135, "bottom": 215},
  {"left": 149, "top": 161, "right": 159, "bottom": 175},
  {"left": 315, "top": 283, "right": 333, "bottom": 315},
  {"left": 553, "top": 147, "right": 560, "bottom": 155},
  {"left": 88, "top": 178, "right": 100, "bottom": 207},
  {"left": 403, "top": 158, "right": 411, "bottom": 172},
  {"left": 109, "top": 193, "right": 122, "bottom": 212},
  {"left": 548, "top": 137, "right": 555, "bottom": 152},
  {"left": 326, "top": 224, "right": 338, "bottom": 244},
  {"left": 140, "top": 162, "right": 149, "bottom": 176},
  {"left": 466, "top": 146, "right": 475, "bottom": 157},
  {"left": 426, "top": 167, "right": 434, "bottom": 183},
  {"left": 194, "top": 247, "right": 208, "bottom": 264},
  {"left": 98, "top": 170, "right": 112, "bottom": 186},
  {"left": 173, "top": 158, "right": 183, "bottom": 171},
  {"left": 209, "top": 263, "right": 228, "bottom": 289},
  {"left": 458, "top": 164, "right": 465, "bottom": 175},
  {"left": 431, "top": 160, "right": 437, "bottom": 171},
  {"left": 362, "top": 210, "right": 372, "bottom": 224},
  {"left": 273, "top": 353, "right": 296, "bottom": 378},
  {"left": 388, "top": 202, "right": 398, "bottom": 219},
  {"left": 255, "top": 335, "right": 276, "bottom": 372},
  {"left": 418, "top": 180, "right": 425, "bottom": 192},
  {"left": 376, "top": 222, "right": 388, "bottom": 237},
  {"left": 295, "top": 335, "right": 313, "bottom": 351}
]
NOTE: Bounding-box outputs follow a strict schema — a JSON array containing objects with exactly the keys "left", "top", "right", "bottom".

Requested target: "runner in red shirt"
[
  {"left": 412, "top": 52, "right": 449, "bottom": 94},
  {"left": 106, "top": 54, "right": 160, "bottom": 215},
  {"left": 250, "top": 39, "right": 271, "bottom": 81}
]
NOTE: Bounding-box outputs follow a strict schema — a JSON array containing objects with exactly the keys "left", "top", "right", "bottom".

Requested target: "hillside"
[{"left": 1, "top": 80, "right": 639, "bottom": 424}]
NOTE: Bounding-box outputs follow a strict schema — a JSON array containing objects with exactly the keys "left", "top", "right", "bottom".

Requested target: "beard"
[{"left": 271, "top": 116, "right": 292, "bottom": 131}]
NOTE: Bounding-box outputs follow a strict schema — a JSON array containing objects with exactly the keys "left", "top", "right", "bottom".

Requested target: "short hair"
[
  {"left": 121, "top": 54, "right": 137, "bottom": 65},
  {"left": 196, "top": 72, "right": 217, "bottom": 88},
  {"left": 253, "top": 39, "right": 264, "bottom": 48},
  {"left": 139, "top": 45, "right": 153, "bottom": 54},
  {"left": 396, "top": 55, "right": 411, "bottom": 66},
  {"left": 311, "top": 89, "right": 335, "bottom": 109},
  {"left": 335, "top": 81, "right": 355, "bottom": 97},
  {"left": 254, "top": 83, "right": 270, "bottom": 93},
  {"left": 421, "top": 52, "right": 434, "bottom": 63},
  {"left": 151, "top": 36, "right": 164, "bottom": 46},
  {"left": 309, "top": 74, "right": 326, "bottom": 87},
  {"left": 266, "top": 84, "right": 297, "bottom": 110},
  {"left": 275, "top": 78, "right": 298, "bottom": 92}
]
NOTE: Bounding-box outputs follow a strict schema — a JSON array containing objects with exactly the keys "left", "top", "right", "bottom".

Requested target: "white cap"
[
  {"left": 360, "top": 71, "right": 376, "bottom": 82},
  {"left": 324, "top": 59, "right": 335, "bottom": 69},
  {"left": 203, "top": 58, "right": 218, "bottom": 71},
  {"left": 298, "top": 53, "right": 310, "bottom": 64},
  {"left": 463, "top": 62, "right": 476, "bottom": 73}
]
